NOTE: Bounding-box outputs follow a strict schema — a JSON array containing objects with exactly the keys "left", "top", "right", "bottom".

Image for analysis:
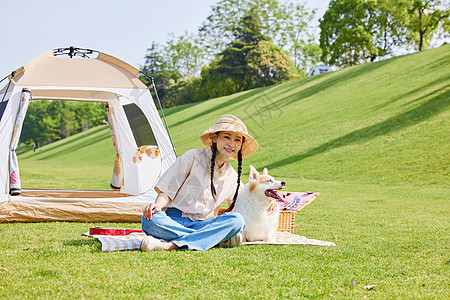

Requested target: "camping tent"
[
  {"left": 0, "top": 47, "right": 177, "bottom": 222},
  {"left": 307, "top": 63, "right": 331, "bottom": 77}
]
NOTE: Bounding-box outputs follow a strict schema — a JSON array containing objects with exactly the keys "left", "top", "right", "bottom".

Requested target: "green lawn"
[
  {"left": 1, "top": 181, "right": 447, "bottom": 298},
  {"left": 1, "top": 45, "right": 449, "bottom": 299}
]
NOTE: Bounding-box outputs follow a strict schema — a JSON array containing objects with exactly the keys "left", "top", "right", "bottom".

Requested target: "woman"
[{"left": 141, "top": 114, "right": 259, "bottom": 251}]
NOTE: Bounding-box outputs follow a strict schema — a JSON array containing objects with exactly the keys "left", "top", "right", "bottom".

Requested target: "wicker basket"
[
  {"left": 277, "top": 210, "right": 296, "bottom": 233},
  {"left": 218, "top": 208, "right": 296, "bottom": 233}
]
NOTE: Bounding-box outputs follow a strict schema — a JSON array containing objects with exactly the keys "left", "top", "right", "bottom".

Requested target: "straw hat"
[{"left": 200, "top": 114, "right": 258, "bottom": 159}]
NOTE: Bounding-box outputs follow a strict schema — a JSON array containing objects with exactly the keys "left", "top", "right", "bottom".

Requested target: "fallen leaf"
[
  {"left": 0, "top": 266, "right": 8, "bottom": 271},
  {"left": 350, "top": 281, "right": 356, "bottom": 288},
  {"left": 363, "top": 285, "right": 377, "bottom": 290},
  {"left": 170, "top": 286, "right": 183, "bottom": 289}
]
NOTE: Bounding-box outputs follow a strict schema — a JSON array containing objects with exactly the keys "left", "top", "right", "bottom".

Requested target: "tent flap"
[{"left": 9, "top": 89, "right": 31, "bottom": 195}]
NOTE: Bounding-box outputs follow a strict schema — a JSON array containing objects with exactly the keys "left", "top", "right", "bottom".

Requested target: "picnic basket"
[{"left": 276, "top": 192, "right": 319, "bottom": 233}]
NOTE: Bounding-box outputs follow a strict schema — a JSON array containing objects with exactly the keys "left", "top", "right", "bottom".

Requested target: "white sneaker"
[
  {"left": 140, "top": 235, "right": 164, "bottom": 251},
  {"left": 218, "top": 232, "right": 243, "bottom": 248}
]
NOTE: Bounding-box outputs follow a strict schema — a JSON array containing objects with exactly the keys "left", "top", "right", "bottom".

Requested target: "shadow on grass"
[
  {"left": 169, "top": 88, "right": 269, "bottom": 128},
  {"left": 264, "top": 87, "right": 449, "bottom": 170},
  {"left": 163, "top": 101, "right": 204, "bottom": 118},
  {"left": 64, "top": 238, "right": 102, "bottom": 252},
  {"left": 273, "top": 58, "right": 394, "bottom": 108},
  {"left": 372, "top": 74, "right": 450, "bottom": 111},
  {"left": 20, "top": 125, "right": 109, "bottom": 160}
]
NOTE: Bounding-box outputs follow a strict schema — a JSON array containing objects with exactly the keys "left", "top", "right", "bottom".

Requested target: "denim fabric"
[{"left": 141, "top": 208, "right": 245, "bottom": 251}]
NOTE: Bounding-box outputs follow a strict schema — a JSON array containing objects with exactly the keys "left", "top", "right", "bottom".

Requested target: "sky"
[{"left": 0, "top": 0, "right": 330, "bottom": 77}]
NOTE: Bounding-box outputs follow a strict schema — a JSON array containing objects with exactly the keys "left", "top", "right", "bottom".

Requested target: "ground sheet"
[{"left": 84, "top": 231, "right": 336, "bottom": 251}]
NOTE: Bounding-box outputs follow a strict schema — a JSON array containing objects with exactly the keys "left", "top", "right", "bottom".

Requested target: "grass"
[
  {"left": 2, "top": 45, "right": 449, "bottom": 298},
  {"left": 1, "top": 182, "right": 447, "bottom": 298}
]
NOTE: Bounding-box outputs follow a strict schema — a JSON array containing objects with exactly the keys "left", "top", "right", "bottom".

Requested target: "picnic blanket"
[
  {"left": 277, "top": 192, "right": 318, "bottom": 211},
  {"left": 84, "top": 231, "right": 336, "bottom": 252}
]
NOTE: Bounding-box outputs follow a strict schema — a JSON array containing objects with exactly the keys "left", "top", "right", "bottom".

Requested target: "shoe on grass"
[
  {"left": 140, "top": 235, "right": 164, "bottom": 251},
  {"left": 218, "top": 232, "right": 243, "bottom": 248}
]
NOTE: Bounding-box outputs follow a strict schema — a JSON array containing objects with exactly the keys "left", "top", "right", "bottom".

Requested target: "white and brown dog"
[{"left": 232, "top": 165, "right": 285, "bottom": 242}]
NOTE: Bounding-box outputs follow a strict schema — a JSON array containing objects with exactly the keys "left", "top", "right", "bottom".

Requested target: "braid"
[
  {"left": 226, "top": 149, "right": 243, "bottom": 212},
  {"left": 210, "top": 142, "right": 217, "bottom": 200}
]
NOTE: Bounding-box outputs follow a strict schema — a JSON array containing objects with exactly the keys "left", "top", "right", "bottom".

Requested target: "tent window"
[
  {"left": 122, "top": 103, "right": 157, "bottom": 147},
  {"left": 0, "top": 99, "right": 8, "bottom": 122},
  {"left": 0, "top": 79, "right": 12, "bottom": 122}
]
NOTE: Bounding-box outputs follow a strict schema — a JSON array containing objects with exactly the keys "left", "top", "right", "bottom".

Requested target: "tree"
[
  {"left": 141, "top": 42, "right": 179, "bottom": 106},
  {"left": 20, "top": 100, "right": 47, "bottom": 147},
  {"left": 198, "top": 60, "right": 240, "bottom": 100},
  {"left": 218, "top": 12, "right": 270, "bottom": 92},
  {"left": 141, "top": 34, "right": 209, "bottom": 106},
  {"left": 405, "top": 0, "right": 450, "bottom": 51},
  {"left": 165, "top": 32, "right": 208, "bottom": 78},
  {"left": 74, "top": 102, "right": 106, "bottom": 131},
  {"left": 246, "top": 40, "right": 294, "bottom": 87},
  {"left": 201, "top": 12, "right": 294, "bottom": 96},
  {"left": 319, "top": 0, "right": 418, "bottom": 66},
  {"left": 140, "top": 0, "right": 315, "bottom": 106},
  {"left": 199, "top": 0, "right": 317, "bottom": 73},
  {"left": 320, "top": 0, "right": 378, "bottom": 66},
  {"left": 275, "top": 1, "right": 321, "bottom": 72},
  {"left": 320, "top": 0, "right": 449, "bottom": 66}
]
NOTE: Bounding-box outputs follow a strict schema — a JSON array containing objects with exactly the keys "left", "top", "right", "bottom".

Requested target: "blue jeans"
[{"left": 141, "top": 208, "right": 245, "bottom": 251}]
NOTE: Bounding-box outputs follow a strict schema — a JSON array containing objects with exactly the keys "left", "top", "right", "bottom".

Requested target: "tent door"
[
  {"left": 106, "top": 103, "right": 124, "bottom": 190},
  {"left": 9, "top": 88, "right": 31, "bottom": 195}
]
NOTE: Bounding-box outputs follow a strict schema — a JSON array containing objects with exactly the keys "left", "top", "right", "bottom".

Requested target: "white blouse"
[{"left": 154, "top": 147, "right": 239, "bottom": 221}]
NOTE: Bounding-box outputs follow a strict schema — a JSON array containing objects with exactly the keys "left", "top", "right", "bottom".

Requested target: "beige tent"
[{"left": 0, "top": 47, "right": 177, "bottom": 222}]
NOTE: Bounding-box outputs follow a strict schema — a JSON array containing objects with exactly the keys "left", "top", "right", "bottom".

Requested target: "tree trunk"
[
  {"left": 419, "top": 27, "right": 428, "bottom": 51},
  {"left": 237, "top": 68, "right": 247, "bottom": 93}
]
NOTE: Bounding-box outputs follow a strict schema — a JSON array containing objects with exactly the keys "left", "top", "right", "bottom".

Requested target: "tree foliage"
[
  {"left": 405, "top": 0, "right": 450, "bottom": 51},
  {"left": 217, "top": 12, "right": 272, "bottom": 92},
  {"left": 197, "top": 12, "right": 294, "bottom": 99},
  {"left": 320, "top": 0, "right": 449, "bottom": 67},
  {"left": 141, "top": 2, "right": 300, "bottom": 107},
  {"left": 246, "top": 40, "right": 294, "bottom": 86},
  {"left": 320, "top": 0, "right": 386, "bottom": 66},
  {"left": 199, "top": 0, "right": 319, "bottom": 71}
]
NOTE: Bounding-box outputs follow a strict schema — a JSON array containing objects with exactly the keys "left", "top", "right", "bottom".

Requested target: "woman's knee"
[
  {"left": 141, "top": 211, "right": 167, "bottom": 235},
  {"left": 223, "top": 212, "right": 246, "bottom": 231}
]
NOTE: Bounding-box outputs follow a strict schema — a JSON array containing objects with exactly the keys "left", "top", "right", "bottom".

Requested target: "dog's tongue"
[{"left": 265, "top": 189, "right": 282, "bottom": 201}]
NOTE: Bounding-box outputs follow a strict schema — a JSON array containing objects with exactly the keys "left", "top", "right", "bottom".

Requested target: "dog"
[{"left": 232, "top": 165, "right": 286, "bottom": 242}]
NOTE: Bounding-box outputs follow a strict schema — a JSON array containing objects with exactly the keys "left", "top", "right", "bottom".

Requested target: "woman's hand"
[
  {"left": 143, "top": 203, "right": 162, "bottom": 220},
  {"left": 143, "top": 192, "right": 171, "bottom": 220},
  {"left": 266, "top": 199, "right": 278, "bottom": 215}
]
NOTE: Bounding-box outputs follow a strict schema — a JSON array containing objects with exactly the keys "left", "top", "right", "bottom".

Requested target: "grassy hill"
[
  {"left": 166, "top": 45, "right": 449, "bottom": 187},
  {"left": 19, "top": 44, "right": 449, "bottom": 189}
]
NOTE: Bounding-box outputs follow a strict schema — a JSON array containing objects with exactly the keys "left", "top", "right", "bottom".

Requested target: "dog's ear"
[
  {"left": 262, "top": 168, "right": 268, "bottom": 175},
  {"left": 249, "top": 165, "right": 259, "bottom": 182}
]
